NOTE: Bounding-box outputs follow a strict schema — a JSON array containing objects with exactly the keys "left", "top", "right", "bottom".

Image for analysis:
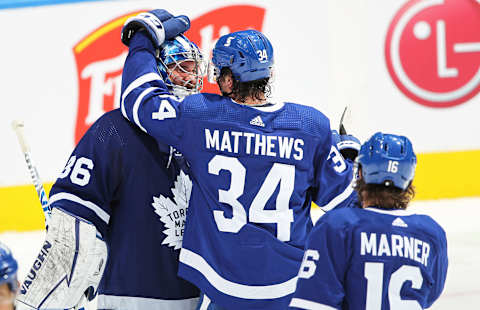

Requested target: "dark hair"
[
  {"left": 219, "top": 68, "right": 271, "bottom": 103},
  {"left": 354, "top": 176, "right": 416, "bottom": 210}
]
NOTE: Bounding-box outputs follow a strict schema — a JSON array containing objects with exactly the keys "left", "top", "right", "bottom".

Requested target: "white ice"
[{"left": 1, "top": 198, "right": 479, "bottom": 309}]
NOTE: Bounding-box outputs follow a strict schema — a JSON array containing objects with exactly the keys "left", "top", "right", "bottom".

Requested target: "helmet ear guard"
[
  {"left": 207, "top": 58, "right": 221, "bottom": 84},
  {"left": 356, "top": 132, "right": 417, "bottom": 190}
]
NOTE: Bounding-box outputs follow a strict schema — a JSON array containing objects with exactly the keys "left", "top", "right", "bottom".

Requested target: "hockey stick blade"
[{"left": 339, "top": 106, "right": 348, "bottom": 135}]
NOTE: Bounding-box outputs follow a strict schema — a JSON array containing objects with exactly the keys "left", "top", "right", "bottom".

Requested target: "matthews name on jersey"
[
  {"left": 290, "top": 207, "right": 448, "bottom": 310},
  {"left": 120, "top": 32, "right": 356, "bottom": 309},
  {"left": 48, "top": 109, "right": 199, "bottom": 309}
]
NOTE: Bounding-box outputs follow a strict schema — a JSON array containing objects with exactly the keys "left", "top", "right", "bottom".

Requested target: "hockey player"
[
  {"left": 289, "top": 132, "right": 449, "bottom": 310},
  {"left": 120, "top": 10, "right": 358, "bottom": 309},
  {"left": 0, "top": 242, "right": 18, "bottom": 310},
  {"left": 15, "top": 11, "right": 201, "bottom": 310}
]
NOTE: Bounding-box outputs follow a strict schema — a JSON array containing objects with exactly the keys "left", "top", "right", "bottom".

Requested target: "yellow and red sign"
[{"left": 72, "top": 5, "right": 265, "bottom": 143}]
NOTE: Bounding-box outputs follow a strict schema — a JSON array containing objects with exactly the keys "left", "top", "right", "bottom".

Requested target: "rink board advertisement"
[{"left": 0, "top": 0, "right": 479, "bottom": 232}]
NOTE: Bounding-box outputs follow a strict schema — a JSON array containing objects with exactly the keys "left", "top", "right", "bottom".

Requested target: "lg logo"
[{"left": 385, "top": 0, "right": 480, "bottom": 108}]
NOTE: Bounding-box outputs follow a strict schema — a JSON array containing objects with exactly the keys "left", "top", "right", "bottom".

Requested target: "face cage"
[{"left": 160, "top": 51, "right": 206, "bottom": 96}]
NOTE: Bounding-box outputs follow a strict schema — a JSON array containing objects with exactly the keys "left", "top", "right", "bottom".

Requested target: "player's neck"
[{"left": 232, "top": 95, "right": 267, "bottom": 106}]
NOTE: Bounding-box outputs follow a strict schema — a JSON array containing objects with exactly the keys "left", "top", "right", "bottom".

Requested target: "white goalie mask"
[{"left": 157, "top": 34, "right": 206, "bottom": 97}]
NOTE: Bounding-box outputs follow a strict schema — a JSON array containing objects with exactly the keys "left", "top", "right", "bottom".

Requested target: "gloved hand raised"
[
  {"left": 332, "top": 130, "right": 361, "bottom": 161},
  {"left": 121, "top": 9, "right": 190, "bottom": 47}
]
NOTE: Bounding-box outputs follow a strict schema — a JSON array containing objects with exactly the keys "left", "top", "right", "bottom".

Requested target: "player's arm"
[
  {"left": 426, "top": 227, "right": 449, "bottom": 307},
  {"left": 120, "top": 11, "right": 190, "bottom": 148},
  {"left": 312, "top": 127, "right": 357, "bottom": 211},
  {"left": 289, "top": 213, "right": 348, "bottom": 309},
  {"left": 15, "top": 114, "right": 123, "bottom": 309}
]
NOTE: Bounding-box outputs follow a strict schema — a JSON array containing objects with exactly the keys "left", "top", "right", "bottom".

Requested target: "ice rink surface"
[{"left": 1, "top": 197, "right": 479, "bottom": 309}]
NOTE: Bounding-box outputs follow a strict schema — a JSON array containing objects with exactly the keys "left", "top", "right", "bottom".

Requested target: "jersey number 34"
[{"left": 208, "top": 155, "right": 294, "bottom": 241}]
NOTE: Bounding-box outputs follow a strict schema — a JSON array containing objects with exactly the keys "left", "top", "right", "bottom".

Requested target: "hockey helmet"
[
  {"left": 0, "top": 242, "right": 18, "bottom": 294},
  {"left": 211, "top": 30, "right": 274, "bottom": 83},
  {"left": 356, "top": 132, "right": 417, "bottom": 190}
]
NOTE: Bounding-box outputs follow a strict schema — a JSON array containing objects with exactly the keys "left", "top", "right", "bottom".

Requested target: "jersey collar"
[
  {"left": 364, "top": 207, "right": 415, "bottom": 216},
  {"left": 230, "top": 99, "right": 285, "bottom": 112}
]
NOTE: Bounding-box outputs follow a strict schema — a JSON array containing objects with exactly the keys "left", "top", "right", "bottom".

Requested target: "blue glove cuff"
[
  {"left": 337, "top": 138, "right": 361, "bottom": 152},
  {"left": 163, "top": 15, "right": 190, "bottom": 40},
  {"left": 332, "top": 130, "right": 360, "bottom": 161}
]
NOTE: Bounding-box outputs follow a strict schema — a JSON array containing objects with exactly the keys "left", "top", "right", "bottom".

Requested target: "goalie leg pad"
[{"left": 15, "top": 208, "right": 107, "bottom": 309}]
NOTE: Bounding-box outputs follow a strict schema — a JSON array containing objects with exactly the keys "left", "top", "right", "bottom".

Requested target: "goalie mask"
[{"left": 157, "top": 34, "right": 205, "bottom": 97}]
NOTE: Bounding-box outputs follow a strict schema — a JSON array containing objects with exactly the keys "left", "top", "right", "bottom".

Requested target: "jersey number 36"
[{"left": 59, "top": 156, "right": 94, "bottom": 187}]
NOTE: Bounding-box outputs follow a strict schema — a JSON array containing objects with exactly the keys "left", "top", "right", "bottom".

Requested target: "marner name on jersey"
[
  {"left": 205, "top": 129, "right": 304, "bottom": 160},
  {"left": 361, "top": 232, "right": 431, "bottom": 266}
]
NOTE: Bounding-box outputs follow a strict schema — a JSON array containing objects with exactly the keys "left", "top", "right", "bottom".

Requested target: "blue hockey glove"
[
  {"left": 332, "top": 130, "right": 361, "bottom": 161},
  {"left": 163, "top": 15, "right": 190, "bottom": 40},
  {"left": 121, "top": 10, "right": 190, "bottom": 47}
]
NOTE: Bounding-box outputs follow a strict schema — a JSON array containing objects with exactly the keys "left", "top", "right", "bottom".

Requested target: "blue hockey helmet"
[
  {"left": 356, "top": 132, "right": 417, "bottom": 190},
  {"left": 157, "top": 34, "right": 205, "bottom": 96},
  {"left": 0, "top": 242, "right": 18, "bottom": 293},
  {"left": 211, "top": 30, "right": 274, "bottom": 82}
]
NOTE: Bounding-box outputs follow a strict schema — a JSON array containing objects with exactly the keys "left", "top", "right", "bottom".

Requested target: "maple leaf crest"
[{"left": 151, "top": 170, "right": 192, "bottom": 250}]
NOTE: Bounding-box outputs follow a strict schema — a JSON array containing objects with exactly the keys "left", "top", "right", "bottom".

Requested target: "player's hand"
[
  {"left": 332, "top": 130, "right": 361, "bottom": 161},
  {"left": 121, "top": 10, "right": 190, "bottom": 47}
]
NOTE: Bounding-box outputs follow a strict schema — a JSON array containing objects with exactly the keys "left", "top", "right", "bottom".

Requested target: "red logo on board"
[
  {"left": 385, "top": 0, "right": 480, "bottom": 108},
  {"left": 73, "top": 6, "right": 265, "bottom": 143}
]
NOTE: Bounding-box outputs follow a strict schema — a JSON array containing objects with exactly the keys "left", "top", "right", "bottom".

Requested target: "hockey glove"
[
  {"left": 121, "top": 10, "right": 190, "bottom": 47},
  {"left": 332, "top": 130, "right": 361, "bottom": 161}
]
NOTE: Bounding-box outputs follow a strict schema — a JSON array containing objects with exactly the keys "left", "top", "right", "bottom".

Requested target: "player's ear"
[
  {"left": 219, "top": 74, "right": 233, "bottom": 93},
  {"left": 225, "top": 75, "right": 233, "bottom": 89}
]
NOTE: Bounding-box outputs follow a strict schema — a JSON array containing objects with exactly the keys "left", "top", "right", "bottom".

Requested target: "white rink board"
[
  {"left": 1, "top": 0, "right": 479, "bottom": 188},
  {"left": 2, "top": 198, "right": 479, "bottom": 309}
]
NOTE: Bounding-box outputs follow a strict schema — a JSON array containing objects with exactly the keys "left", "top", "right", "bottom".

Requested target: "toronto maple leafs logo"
[{"left": 152, "top": 170, "right": 192, "bottom": 250}]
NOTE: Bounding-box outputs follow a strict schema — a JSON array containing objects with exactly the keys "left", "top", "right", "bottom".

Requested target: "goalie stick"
[
  {"left": 11, "top": 120, "right": 51, "bottom": 225},
  {"left": 12, "top": 121, "right": 88, "bottom": 310}
]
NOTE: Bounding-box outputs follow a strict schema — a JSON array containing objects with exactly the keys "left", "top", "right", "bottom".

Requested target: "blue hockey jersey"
[
  {"left": 290, "top": 207, "right": 448, "bottom": 310},
  {"left": 120, "top": 32, "right": 356, "bottom": 309},
  {"left": 48, "top": 109, "right": 199, "bottom": 309}
]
